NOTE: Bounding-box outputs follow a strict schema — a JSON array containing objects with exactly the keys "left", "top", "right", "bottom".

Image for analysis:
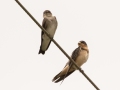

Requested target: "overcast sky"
[{"left": 0, "top": 0, "right": 120, "bottom": 90}]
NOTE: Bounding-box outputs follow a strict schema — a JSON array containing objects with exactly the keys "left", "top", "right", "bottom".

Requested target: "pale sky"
[{"left": 0, "top": 0, "right": 120, "bottom": 90}]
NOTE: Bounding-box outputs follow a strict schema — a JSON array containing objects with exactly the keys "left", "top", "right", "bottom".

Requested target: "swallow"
[
  {"left": 52, "top": 40, "right": 89, "bottom": 83},
  {"left": 38, "top": 10, "right": 58, "bottom": 55}
]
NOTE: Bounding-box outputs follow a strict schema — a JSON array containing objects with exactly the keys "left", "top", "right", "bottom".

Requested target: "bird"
[
  {"left": 52, "top": 40, "right": 89, "bottom": 83},
  {"left": 38, "top": 10, "right": 58, "bottom": 55}
]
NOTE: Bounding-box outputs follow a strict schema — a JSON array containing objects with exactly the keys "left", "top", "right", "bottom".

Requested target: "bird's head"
[
  {"left": 43, "top": 10, "right": 52, "bottom": 17},
  {"left": 78, "top": 40, "right": 87, "bottom": 47}
]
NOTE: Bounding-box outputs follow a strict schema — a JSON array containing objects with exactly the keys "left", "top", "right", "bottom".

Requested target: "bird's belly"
[
  {"left": 43, "top": 26, "right": 56, "bottom": 40},
  {"left": 73, "top": 51, "right": 89, "bottom": 69},
  {"left": 48, "top": 26, "right": 57, "bottom": 37}
]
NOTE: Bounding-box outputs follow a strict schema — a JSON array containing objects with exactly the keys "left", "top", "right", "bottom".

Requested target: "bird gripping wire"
[{"left": 15, "top": 0, "right": 100, "bottom": 90}]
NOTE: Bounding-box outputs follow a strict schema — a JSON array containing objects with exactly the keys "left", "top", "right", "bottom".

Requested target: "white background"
[{"left": 0, "top": 0, "right": 120, "bottom": 90}]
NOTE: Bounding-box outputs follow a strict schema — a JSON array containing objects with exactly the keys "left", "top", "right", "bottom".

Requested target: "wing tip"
[{"left": 52, "top": 72, "right": 61, "bottom": 83}]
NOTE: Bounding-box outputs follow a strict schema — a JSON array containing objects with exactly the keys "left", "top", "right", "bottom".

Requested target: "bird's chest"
[
  {"left": 43, "top": 22, "right": 57, "bottom": 40},
  {"left": 75, "top": 50, "right": 89, "bottom": 67},
  {"left": 46, "top": 20, "right": 57, "bottom": 35}
]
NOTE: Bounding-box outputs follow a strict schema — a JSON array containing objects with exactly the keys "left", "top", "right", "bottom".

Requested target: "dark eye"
[{"left": 47, "top": 11, "right": 50, "bottom": 13}]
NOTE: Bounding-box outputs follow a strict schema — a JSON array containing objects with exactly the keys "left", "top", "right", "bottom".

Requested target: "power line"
[{"left": 15, "top": 0, "right": 100, "bottom": 89}]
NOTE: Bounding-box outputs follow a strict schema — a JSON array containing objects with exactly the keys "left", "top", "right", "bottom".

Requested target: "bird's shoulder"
[{"left": 71, "top": 47, "right": 81, "bottom": 61}]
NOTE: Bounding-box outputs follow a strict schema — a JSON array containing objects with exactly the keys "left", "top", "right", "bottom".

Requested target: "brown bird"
[
  {"left": 52, "top": 40, "right": 89, "bottom": 83},
  {"left": 38, "top": 10, "right": 58, "bottom": 55}
]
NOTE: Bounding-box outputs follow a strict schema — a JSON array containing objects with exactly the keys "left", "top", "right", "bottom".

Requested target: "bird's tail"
[
  {"left": 52, "top": 72, "right": 61, "bottom": 82},
  {"left": 38, "top": 48, "right": 45, "bottom": 55},
  {"left": 52, "top": 70, "right": 75, "bottom": 83}
]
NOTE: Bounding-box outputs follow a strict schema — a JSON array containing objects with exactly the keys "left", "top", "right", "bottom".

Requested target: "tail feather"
[
  {"left": 38, "top": 41, "right": 51, "bottom": 55},
  {"left": 52, "top": 70, "right": 75, "bottom": 83},
  {"left": 52, "top": 72, "right": 61, "bottom": 82},
  {"left": 38, "top": 48, "right": 45, "bottom": 55}
]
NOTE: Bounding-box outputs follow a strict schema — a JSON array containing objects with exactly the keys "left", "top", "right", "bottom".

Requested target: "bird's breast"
[
  {"left": 46, "top": 19, "right": 57, "bottom": 37},
  {"left": 73, "top": 50, "right": 89, "bottom": 69}
]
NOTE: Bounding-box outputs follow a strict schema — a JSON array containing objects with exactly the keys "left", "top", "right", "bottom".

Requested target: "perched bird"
[
  {"left": 52, "top": 40, "right": 89, "bottom": 83},
  {"left": 38, "top": 10, "right": 58, "bottom": 55}
]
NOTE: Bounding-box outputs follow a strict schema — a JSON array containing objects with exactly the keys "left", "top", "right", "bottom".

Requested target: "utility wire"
[{"left": 15, "top": 0, "right": 100, "bottom": 90}]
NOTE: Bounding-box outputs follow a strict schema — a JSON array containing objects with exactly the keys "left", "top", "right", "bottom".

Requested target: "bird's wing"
[
  {"left": 41, "top": 18, "right": 48, "bottom": 37},
  {"left": 61, "top": 46, "right": 81, "bottom": 69},
  {"left": 54, "top": 16, "right": 58, "bottom": 31},
  {"left": 69, "top": 46, "right": 81, "bottom": 65},
  {"left": 58, "top": 47, "right": 81, "bottom": 84},
  {"left": 41, "top": 18, "right": 51, "bottom": 47},
  {"left": 42, "top": 18, "right": 52, "bottom": 51},
  {"left": 60, "top": 46, "right": 81, "bottom": 74},
  {"left": 38, "top": 18, "right": 50, "bottom": 54},
  {"left": 53, "top": 70, "right": 75, "bottom": 83}
]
